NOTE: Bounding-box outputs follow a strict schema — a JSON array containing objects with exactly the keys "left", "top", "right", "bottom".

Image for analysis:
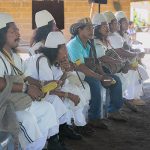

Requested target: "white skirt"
[
  {"left": 16, "top": 101, "right": 58, "bottom": 149},
  {"left": 43, "top": 94, "right": 68, "bottom": 119},
  {"left": 61, "top": 83, "right": 87, "bottom": 111}
]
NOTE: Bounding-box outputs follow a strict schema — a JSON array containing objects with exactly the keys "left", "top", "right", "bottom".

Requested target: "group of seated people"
[{"left": 0, "top": 9, "right": 149, "bottom": 150}]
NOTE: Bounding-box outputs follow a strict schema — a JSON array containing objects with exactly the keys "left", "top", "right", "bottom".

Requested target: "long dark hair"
[
  {"left": 118, "top": 19, "right": 128, "bottom": 37},
  {"left": 0, "top": 23, "right": 11, "bottom": 51},
  {"left": 33, "top": 20, "right": 54, "bottom": 44},
  {"left": 118, "top": 19, "right": 124, "bottom": 37},
  {"left": 38, "top": 45, "right": 61, "bottom": 66},
  {"left": 94, "top": 25, "right": 103, "bottom": 41}
]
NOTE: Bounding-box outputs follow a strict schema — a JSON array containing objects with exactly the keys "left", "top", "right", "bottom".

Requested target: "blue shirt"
[{"left": 67, "top": 36, "right": 91, "bottom": 64}]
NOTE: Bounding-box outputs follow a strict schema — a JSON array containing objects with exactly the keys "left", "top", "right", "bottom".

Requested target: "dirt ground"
[
  {"left": 66, "top": 100, "right": 150, "bottom": 150},
  {"left": 64, "top": 55, "right": 150, "bottom": 150}
]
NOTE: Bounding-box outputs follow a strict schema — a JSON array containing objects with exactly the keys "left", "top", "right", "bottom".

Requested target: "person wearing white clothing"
[
  {"left": 25, "top": 32, "right": 94, "bottom": 137},
  {"left": 91, "top": 13, "right": 128, "bottom": 121},
  {"left": 29, "top": 10, "right": 91, "bottom": 109},
  {"left": 0, "top": 13, "right": 67, "bottom": 150},
  {"left": 27, "top": 10, "right": 91, "bottom": 124},
  {"left": 104, "top": 11, "right": 148, "bottom": 108},
  {"left": 29, "top": 10, "right": 58, "bottom": 55}
]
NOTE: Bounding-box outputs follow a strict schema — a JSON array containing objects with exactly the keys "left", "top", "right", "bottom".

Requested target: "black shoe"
[
  {"left": 47, "top": 134, "right": 64, "bottom": 150},
  {"left": 59, "top": 139, "right": 69, "bottom": 150},
  {"left": 59, "top": 123, "right": 82, "bottom": 140}
]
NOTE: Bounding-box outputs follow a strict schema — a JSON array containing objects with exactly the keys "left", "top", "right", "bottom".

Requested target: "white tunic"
[
  {"left": 25, "top": 54, "right": 87, "bottom": 126},
  {"left": 29, "top": 42, "right": 44, "bottom": 56},
  {"left": 0, "top": 51, "right": 58, "bottom": 149},
  {"left": 25, "top": 54, "right": 87, "bottom": 110},
  {"left": 94, "top": 39, "right": 126, "bottom": 91},
  {"left": 28, "top": 41, "right": 91, "bottom": 105},
  {"left": 108, "top": 32, "right": 146, "bottom": 99},
  {"left": 25, "top": 54, "right": 68, "bottom": 120},
  {"left": 107, "top": 32, "right": 124, "bottom": 49},
  {"left": 94, "top": 39, "right": 106, "bottom": 58}
]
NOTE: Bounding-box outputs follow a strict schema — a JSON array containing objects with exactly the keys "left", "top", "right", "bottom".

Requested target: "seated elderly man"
[{"left": 0, "top": 13, "right": 63, "bottom": 150}]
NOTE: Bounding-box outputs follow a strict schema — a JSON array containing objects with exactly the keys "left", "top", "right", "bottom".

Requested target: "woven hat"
[{"left": 70, "top": 17, "right": 92, "bottom": 35}]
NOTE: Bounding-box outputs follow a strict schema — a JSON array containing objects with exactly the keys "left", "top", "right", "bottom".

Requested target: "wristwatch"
[{"left": 22, "top": 83, "right": 28, "bottom": 93}]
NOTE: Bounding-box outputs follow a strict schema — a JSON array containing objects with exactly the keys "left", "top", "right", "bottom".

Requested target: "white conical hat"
[
  {"left": 0, "top": 13, "right": 14, "bottom": 29},
  {"left": 45, "top": 32, "right": 66, "bottom": 48},
  {"left": 115, "top": 11, "right": 127, "bottom": 21},
  {"left": 92, "top": 13, "right": 106, "bottom": 26},
  {"left": 103, "top": 11, "right": 116, "bottom": 23},
  {"left": 35, "top": 10, "right": 54, "bottom": 28},
  {"left": 0, "top": 22, "right": 6, "bottom": 29}
]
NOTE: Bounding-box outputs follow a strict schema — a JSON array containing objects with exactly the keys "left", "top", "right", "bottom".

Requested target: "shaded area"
[
  {"left": 66, "top": 55, "right": 150, "bottom": 150},
  {"left": 66, "top": 101, "right": 150, "bottom": 150}
]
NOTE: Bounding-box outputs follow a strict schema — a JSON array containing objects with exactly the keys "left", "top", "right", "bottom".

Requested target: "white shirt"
[
  {"left": 94, "top": 39, "right": 107, "bottom": 58},
  {"left": 0, "top": 51, "right": 24, "bottom": 77},
  {"left": 108, "top": 32, "right": 124, "bottom": 49},
  {"left": 25, "top": 54, "right": 71, "bottom": 89},
  {"left": 29, "top": 42, "right": 44, "bottom": 56},
  {"left": 25, "top": 54, "right": 53, "bottom": 81}
]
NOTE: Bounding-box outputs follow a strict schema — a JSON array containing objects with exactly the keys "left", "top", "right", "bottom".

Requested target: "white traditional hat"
[
  {"left": 103, "top": 11, "right": 116, "bottom": 23},
  {"left": 0, "top": 22, "right": 6, "bottom": 29},
  {"left": 45, "top": 32, "right": 66, "bottom": 48},
  {"left": 0, "top": 13, "right": 14, "bottom": 29},
  {"left": 35, "top": 10, "right": 54, "bottom": 28},
  {"left": 115, "top": 11, "right": 127, "bottom": 21},
  {"left": 92, "top": 13, "right": 106, "bottom": 26}
]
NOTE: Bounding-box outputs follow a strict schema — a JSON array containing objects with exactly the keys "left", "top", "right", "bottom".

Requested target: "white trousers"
[
  {"left": 78, "top": 81, "right": 91, "bottom": 106},
  {"left": 44, "top": 94, "right": 68, "bottom": 124},
  {"left": 116, "top": 72, "right": 129, "bottom": 93},
  {"left": 123, "top": 70, "right": 143, "bottom": 100},
  {"left": 16, "top": 101, "right": 58, "bottom": 150},
  {"left": 62, "top": 83, "right": 87, "bottom": 126}
]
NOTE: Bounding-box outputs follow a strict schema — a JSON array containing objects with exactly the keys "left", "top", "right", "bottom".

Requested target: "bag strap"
[
  {"left": 36, "top": 55, "right": 66, "bottom": 87},
  {"left": 87, "top": 39, "right": 100, "bottom": 65},
  {"left": 36, "top": 55, "right": 47, "bottom": 79},
  {"left": 0, "top": 54, "right": 9, "bottom": 74},
  {"left": 2, "top": 50, "right": 23, "bottom": 75},
  {"left": 101, "top": 40, "right": 122, "bottom": 60}
]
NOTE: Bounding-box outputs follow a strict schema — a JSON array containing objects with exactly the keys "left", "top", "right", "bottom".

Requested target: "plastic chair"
[{"left": 0, "top": 131, "right": 14, "bottom": 150}]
